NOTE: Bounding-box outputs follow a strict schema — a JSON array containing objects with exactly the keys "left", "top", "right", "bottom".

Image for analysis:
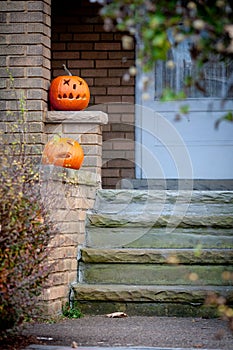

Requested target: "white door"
[{"left": 136, "top": 41, "right": 233, "bottom": 180}]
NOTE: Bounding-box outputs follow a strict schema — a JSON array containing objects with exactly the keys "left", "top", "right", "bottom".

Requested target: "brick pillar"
[
  {"left": 45, "top": 110, "right": 108, "bottom": 176},
  {"left": 40, "top": 110, "right": 108, "bottom": 314},
  {"left": 0, "top": 0, "right": 51, "bottom": 156}
]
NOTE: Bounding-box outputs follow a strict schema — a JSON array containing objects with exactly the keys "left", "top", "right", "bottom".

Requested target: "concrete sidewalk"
[
  {"left": 25, "top": 346, "right": 224, "bottom": 350},
  {"left": 23, "top": 316, "right": 233, "bottom": 350}
]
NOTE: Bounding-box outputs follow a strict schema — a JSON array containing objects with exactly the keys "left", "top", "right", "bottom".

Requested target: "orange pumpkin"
[
  {"left": 42, "top": 136, "right": 84, "bottom": 170},
  {"left": 49, "top": 65, "right": 90, "bottom": 111}
]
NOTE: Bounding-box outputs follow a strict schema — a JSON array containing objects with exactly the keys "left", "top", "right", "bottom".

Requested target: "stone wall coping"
[
  {"left": 40, "top": 165, "right": 101, "bottom": 187},
  {"left": 46, "top": 111, "right": 108, "bottom": 124}
]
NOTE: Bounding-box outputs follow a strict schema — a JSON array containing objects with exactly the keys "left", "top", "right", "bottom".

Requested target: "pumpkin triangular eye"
[{"left": 63, "top": 79, "right": 70, "bottom": 85}]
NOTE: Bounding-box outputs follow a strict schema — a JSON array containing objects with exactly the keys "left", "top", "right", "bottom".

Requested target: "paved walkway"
[
  {"left": 25, "top": 346, "right": 224, "bottom": 350},
  {"left": 23, "top": 316, "right": 233, "bottom": 350}
]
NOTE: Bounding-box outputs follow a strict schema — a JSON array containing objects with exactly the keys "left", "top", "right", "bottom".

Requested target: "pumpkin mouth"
[
  {"left": 57, "top": 152, "right": 72, "bottom": 159},
  {"left": 57, "top": 94, "right": 87, "bottom": 100}
]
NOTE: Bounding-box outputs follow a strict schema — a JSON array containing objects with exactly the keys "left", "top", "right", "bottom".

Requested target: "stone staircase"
[{"left": 71, "top": 190, "right": 233, "bottom": 316}]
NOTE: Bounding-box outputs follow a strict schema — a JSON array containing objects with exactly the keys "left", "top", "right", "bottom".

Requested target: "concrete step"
[
  {"left": 120, "top": 178, "right": 233, "bottom": 190},
  {"left": 80, "top": 247, "right": 233, "bottom": 264},
  {"left": 86, "top": 211, "right": 233, "bottom": 228},
  {"left": 86, "top": 190, "right": 233, "bottom": 248},
  {"left": 74, "top": 190, "right": 233, "bottom": 317},
  {"left": 79, "top": 262, "right": 233, "bottom": 286},
  {"left": 78, "top": 248, "right": 233, "bottom": 286},
  {"left": 86, "top": 226, "right": 233, "bottom": 248},
  {"left": 94, "top": 190, "right": 233, "bottom": 209},
  {"left": 70, "top": 283, "right": 233, "bottom": 317}
]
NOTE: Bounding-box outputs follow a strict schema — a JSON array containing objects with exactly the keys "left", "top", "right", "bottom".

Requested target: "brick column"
[
  {"left": 0, "top": 0, "right": 51, "bottom": 156},
  {"left": 40, "top": 110, "right": 108, "bottom": 314}
]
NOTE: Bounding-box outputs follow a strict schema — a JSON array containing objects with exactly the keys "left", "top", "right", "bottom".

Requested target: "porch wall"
[
  {"left": 40, "top": 110, "right": 108, "bottom": 314},
  {"left": 51, "top": 0, "right": 136, "bottom": 188}
]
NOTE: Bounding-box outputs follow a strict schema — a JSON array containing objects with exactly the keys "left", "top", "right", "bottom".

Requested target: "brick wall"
[
  {"left": 0, "top": 0, "right": 51, "bottom": 157},
  {"left": 51, "top": 0, "right": 136, "bottom": 188},
  {"left": 41, "top": 165, "right": 101, "bottom": 314},
  {"left": 41, "top": 110, "right": 107, "bottom": 314}
]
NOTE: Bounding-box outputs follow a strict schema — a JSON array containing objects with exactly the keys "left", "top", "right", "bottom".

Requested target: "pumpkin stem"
[{"left": 62, "top": 64, "right": 72, "bottom": 76}]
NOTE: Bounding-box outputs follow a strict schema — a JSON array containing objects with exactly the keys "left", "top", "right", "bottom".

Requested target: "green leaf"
[
  {"left": 215, "top": 111, "right": 233, "bottom": 129},
  {"left": 179, "top": 104, "right": 190, "bottom": 115}
]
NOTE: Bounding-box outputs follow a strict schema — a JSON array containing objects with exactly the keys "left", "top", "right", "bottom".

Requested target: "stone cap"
[
  {"left": 46, "top": 111, "right": 108, "bottom": 124},
  {"left": 40, "top": 165, "right": 101, "bottom": 187}
]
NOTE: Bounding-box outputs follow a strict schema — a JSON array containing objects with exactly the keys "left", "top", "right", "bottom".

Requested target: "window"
[{"left": 154, "top": 34, "right": 233, "bottom": 99}]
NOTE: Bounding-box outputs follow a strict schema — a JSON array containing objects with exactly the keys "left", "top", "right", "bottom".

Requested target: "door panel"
[
  {"left": 136, "top": 38, "right": 233, "bottom": 180},
  {"left": 137, "top": 103, "right": 233, "bottom": 179}
]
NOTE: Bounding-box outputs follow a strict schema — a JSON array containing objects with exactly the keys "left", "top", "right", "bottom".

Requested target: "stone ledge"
[
  {"left": 46, "top": 111, "right": 108, "bottom": 124},
  {"left": 95, "top": 189, "right": 233, "bottom": 204},
  {"left": 80, "top": 247, "right": 233, "bottom": 264},
  {"left": 40, "top": 165, "right": 101, "bottom": 187},
  {"left": 71, "top": 283, "right": 233, "bottom": 303}
]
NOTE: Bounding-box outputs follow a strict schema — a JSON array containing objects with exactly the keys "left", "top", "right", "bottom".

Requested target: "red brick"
[
  {"left": 101, "top": 33, "right": 114, "bottom": 40},
  {"left": 103, "top": 159, "right": 134, "bottom": 168},
  {"left": 107, "top": 87, "right": 134, "bottom": 95},
  {"left": 122, "top": 96, "right": 135, "bottom": 103},
  {"left": 121, "top": 168, "right": 135, "bottom": 178},
  {"left": 121, "top": 76, "right": 135, "bottom": 85},
  {"left": 52, "top": 51, "right": 80, "bottom": 59},
  {"left": 108, "top": 51, "right": 135, "bottom": 59},
  {"left": 90, "top": 87, "right": 107, "bottom": 95},
  {"left": 60, "top": 33, "right": 73, "bottom": 41},
  {"left": 94, "top": 96, "right": 122, "bottom": 104},
  {"left": 74, "top": 33, "right": 100, "bottom": 41},
  {"left": 96, "top": 60, "right": 124, "bottom": 68},
  {"left": 82, "top": 51, "right": 107, "bottom": 59},
  {"left": 82, "top": 69, "right": 108, "bottom": 77},
  {"left": 52, "top": 42, "right": 66, "bottom": 50},
  {"left": 67, "top": 42, "right": 93, "bottom": 51},
  {"left": 95, "top": 77, "right": 120, "bottom": 86},
  {"left": 68, "top": 24, "right": 94, "bottom": 32},
  {"left": 68, "top": 60, "right": 94, "bottom": 68},
  {"left": 94, "top": 42, "right": 121, "bottom": 51},
  {"left": 108, "top": 69, "right": 130, "bottom": 77},
  {"left": 102, "top": 168, "right": 120, "bottom": 177}
]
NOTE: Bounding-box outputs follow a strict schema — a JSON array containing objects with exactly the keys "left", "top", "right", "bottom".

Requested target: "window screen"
[{"left": 154, "top": 35, "right": 233, "bottom": 99}]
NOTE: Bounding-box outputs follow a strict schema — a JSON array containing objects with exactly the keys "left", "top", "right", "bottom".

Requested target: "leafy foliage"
[
  {"left": 99, "top": 0, "right": 233, "bottom": 70},
  {"left": 62, "top": 302, "right": 83, "bottom": 319},
  {"left": 0, "top": 80, "right": 57, "bottom": 335},
  {"left": 97, "top": 0, "right": 233, "bottom": 117}
]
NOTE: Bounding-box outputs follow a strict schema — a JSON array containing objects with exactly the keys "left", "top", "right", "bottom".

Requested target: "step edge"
[
  {"left": 80, "top": 247, "right": 233, "bottom": 264},
  {"left": 71, "top": 283, "right": 233, "bottom": 302}
]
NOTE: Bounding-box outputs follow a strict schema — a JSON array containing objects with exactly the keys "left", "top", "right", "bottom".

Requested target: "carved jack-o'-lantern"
[
  {"left": 49, "top": 65, "right": 90, "bottom": 111},
  {"left": 42, "top": 136, "right": 84, "bottom": 170}
]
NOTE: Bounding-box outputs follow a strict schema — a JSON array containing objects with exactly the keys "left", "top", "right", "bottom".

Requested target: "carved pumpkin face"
[
  {"left": 49, "top": 75, "right": 90, "bottom": 111},
  {"left": 42, "top": 137, "right": 84, "bottom": 170}
]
